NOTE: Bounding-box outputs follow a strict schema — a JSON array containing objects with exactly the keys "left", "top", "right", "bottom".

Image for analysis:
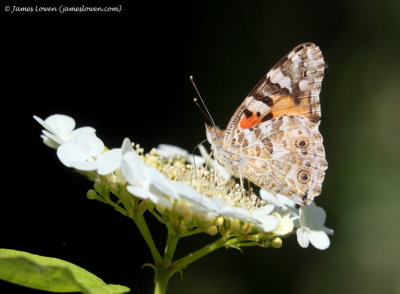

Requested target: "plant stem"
[
  {"left": 180, "top": 228, "right": 203, "bottom": 238},
  {"left": 170, "top": 236, "right": 227, "bottom": 273},
  {"left": 154, "top": 268, "right": 171, "bottom": 294},
  {"left": 133, "top": 215, "right": 163, "bottom": 266},
  {"left": 164, "top": 228, "right": 179, "bottom": 265}
]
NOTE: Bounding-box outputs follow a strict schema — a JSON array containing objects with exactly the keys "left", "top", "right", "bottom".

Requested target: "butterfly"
[{"left": 206, "top": 42, "right": 327, "bottom": 205}]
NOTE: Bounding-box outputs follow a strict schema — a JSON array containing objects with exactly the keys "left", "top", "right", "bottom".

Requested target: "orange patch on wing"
[
  {"left": 270, "top": 95, "right": 310, "bottom": 119},
  {"left": 239, "top": 114, "right": 261, "bottom": 129}
]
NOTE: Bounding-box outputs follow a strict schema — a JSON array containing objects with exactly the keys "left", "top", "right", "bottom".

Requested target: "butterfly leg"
[
  {"left": 246, "top": 178, "right": 253, "bottom": 197},
  {"left": 238, "top": 168, "right": 245, "bottom": 192}
]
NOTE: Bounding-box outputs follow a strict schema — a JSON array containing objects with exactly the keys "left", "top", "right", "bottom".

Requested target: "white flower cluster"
[{"left": 34, "top": 114, "right": 333, "bottom": 250}]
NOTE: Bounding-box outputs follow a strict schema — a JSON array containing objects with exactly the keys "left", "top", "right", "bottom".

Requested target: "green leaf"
[{"left": 0, "top": 249, "right": 130, "bottom": 294}]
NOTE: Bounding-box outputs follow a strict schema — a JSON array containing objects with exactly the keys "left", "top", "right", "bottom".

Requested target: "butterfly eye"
[
  {"left": 295, "top": 139, "right": 309, "bottom": 148},
  {"left": 298, "top": 170, "right": 310, "bottom": 183}
]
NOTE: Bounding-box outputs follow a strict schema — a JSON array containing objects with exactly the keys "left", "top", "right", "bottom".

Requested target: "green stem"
[
  {"left": 170, "top": 236, "right": 227, "bottom": 273},
  {"left": 152, "top": 227, "right": 180, "bottom": 294},
  {"left": 149, "top": 208, "right": 166, "bottom": 224},
  {"left": 93, "top": 195, "right": 128, "bottom": 216},
  {"left": 180, "top": 228, "right": 203, "bottom": 238},
  {"left": 164, "top": 228, "right": 179, "bottom": 264},
  {"left": 133, "top": 215, "right": 163, "bottom": 266},
  {"left": 154, "top": 268, "right": 171, "bottom": 294}
]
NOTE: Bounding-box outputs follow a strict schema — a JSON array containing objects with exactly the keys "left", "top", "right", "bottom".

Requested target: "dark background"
[{"left": 2, "top": 0, "right": 400, "bottom": 293}]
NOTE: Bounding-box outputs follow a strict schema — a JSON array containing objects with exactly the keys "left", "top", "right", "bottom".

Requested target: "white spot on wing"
[
  {"left": 307, "top": 48, "right": 314, "bottom": 61},
  {"left": 268, "top": 68, "right": 292, "bottom": 91},
  {"left": 298, "top": 80, "right": 308, "bottom": 91}
]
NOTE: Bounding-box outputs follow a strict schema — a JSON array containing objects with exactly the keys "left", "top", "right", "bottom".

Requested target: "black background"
[{"left": 2, "top": 0, "right": 400, "bottom": 293}]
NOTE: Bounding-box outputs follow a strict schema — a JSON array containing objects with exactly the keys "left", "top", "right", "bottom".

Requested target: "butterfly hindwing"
[{"left": 228, "top": 115, "right": 327, "bottom": 205}]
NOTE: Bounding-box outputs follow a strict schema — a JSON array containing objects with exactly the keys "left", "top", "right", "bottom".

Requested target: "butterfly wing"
[
  {"left": 230, "top": 115, "right": 327, "bottom": 205},
  {"left": 223, "top": 42, "right": 325, "bottom": 144}
]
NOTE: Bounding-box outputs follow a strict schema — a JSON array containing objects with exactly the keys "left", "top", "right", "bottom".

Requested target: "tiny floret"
[
  {"left": 296, "top": 202, "right": 333, "bottom": 250},
  {"left": 57, "top": 133, "right": 122, "bottom": 175},
  {"left": 34, "top": 114, "right": 95, "bottom": 148}
]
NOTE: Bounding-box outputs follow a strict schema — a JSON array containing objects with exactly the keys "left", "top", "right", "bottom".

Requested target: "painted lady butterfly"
[{"left": 206, "top": 42, "right": 327, "bottom": 205}]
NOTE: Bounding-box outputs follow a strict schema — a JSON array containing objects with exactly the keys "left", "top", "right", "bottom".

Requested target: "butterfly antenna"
[
  {"left": 190, "top": 75, "right": 216, "bottom": 127},
  {"left": 193, "top": 98, "right": 214, "bottom": 125}
]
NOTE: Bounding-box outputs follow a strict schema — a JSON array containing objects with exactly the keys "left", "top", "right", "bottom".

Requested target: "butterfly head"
[{"left": 205, "top": 124, "right": 224, "bottom": 148}]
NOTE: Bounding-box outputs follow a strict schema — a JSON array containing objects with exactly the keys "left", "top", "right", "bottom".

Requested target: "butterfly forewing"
[{"left": 224, "top": 43, "right": 324, "bottom": 145}]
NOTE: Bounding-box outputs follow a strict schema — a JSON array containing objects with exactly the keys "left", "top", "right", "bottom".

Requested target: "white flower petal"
[
  {"left": 127, "top": 186, "right": 173, "bottom": 209},
  {"left": 97, "top": 149, "right": 122, "bottom": 175},
  {"left": 34, "top": 115, "right": 62, "bottom": 138},
  {"left": 273, "top": 213, "right": 294, "bottom": 235},
  {"left": 44, "top": 114, "right": 76, "bottom": 139},
  {"left": 188, "top": 155, "right": 206, "bottom": 165},
  {"left": 276, "top": 194, "right": 296, "bottom": 208},
  {"left": 122, "top": 151, "right": 179, "bottom": 201},
  {"left": 299, "top": 202, "right": 326, "bottom": 229},
  {"left": 74, "top": 133, "right": 104, "bottom": 157},
  {"left": 218, "top": 206, "right": 255, "bottom": 223},
  {"left": 258, "top": 215, "right": 279, "bottom": 232},
  {"left": 41, "top": 135, "right": 60, "bottom": 149},
  {"left": 324, "top": 227, "right": 335, "bottom": 235},
  {"left": 121, "top": 138, "right": 134, "bottom": 154},
  {"left": 126, "top": 186, "right": 152, "bottom": 200},
  {"left": 121, "top": 152, "right": 146, "bottom": 186},
  {"left": 260, "top": 190, "right": 295, "bottom": 210},
  {"left": 143, "top": 166, "right": 179, "bottom": 199},
  {"left": 157, "top": 144, "right": 205, "bottom": 165},
  {"left": 214, "top": 162, "right": 231, "bottom": 180},
  {"left": 259, "top": 189, "right": 275, "bottom": 202},
  {"left": 170, "top": 181, "right": 202, "bottom": 202},
  {"left": 33, "top": 115, "right": 48, "bottom": 129},
  {"left": 70, "top": 160, "right": 99, "bottom": 171},
  {"left": 69, "top": 126, "right": 96, "bottom": 139},
  {"left": 297, "top": 228, "right": 310, "bottom": 248},
  {"left": 157, "top": 144, "right": 189, "bottom": 157},
  {"left": 248, "top": 205, "right": 279, "bottom": 231},
  {"left": 170, "top": 181, "right": 218, "bottom": 213},
  {"left": 251, "top": 204, "right": 275, "bottom": 218},
  {"left": 42, "top": 130, "right": 63, "bottom": 145},
  {"left": 147, "top": 180, "right": 178, "bottom": 200},
  {"left": 57, "top": 141, "right": 90, "bottom": 167},
  {"left": 308, "top": 230, "right": 330, "bottom": 250}
]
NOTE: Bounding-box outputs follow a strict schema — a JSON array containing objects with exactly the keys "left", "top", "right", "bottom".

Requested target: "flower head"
[
  {"left": 119, "top": 144, "right": 281, "bottom": 236},
  {"left": 35, "top": 114, "right": 333, "bottom": 250}
]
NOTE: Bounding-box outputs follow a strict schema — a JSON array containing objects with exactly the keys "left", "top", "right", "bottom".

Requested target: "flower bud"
[
  {"left": 215, "top": 217, "right": 224, "bottom": 226},
  {"left": 230, "top": 219, "right": 241, "bottom": 232},
  {"left": 241, "top": 223, "right": 252, "bottom": 235},
  {"left": 271, "top": 237, "right": 282, "bottom": 248},
  {"left": 205, "top": 226, "right": 218, "bottom": 236},
  {"left": 86, "top": 189, "right": 98, "bottom": 200}
]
